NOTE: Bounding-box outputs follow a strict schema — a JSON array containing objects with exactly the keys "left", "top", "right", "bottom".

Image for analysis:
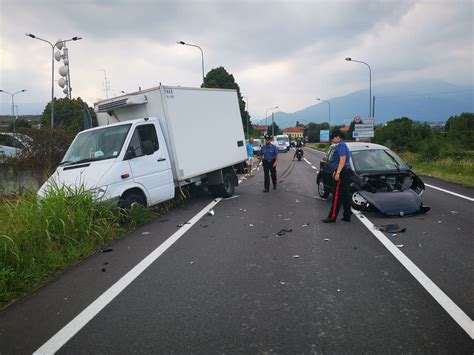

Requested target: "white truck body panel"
[{"left": 96, "top": 86, "right": 247, "bottom": 182}]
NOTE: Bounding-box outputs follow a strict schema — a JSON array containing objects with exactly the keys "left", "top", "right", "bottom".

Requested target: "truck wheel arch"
[{"left": 119, "top": 188, "right": 148, "bottom": 208}]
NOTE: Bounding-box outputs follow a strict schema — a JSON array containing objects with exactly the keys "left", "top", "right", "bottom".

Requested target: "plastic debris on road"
[
  {"left": 292, "top": 255, "right": 300, "bottom": 258},
  {"left": 189, "top": 261, "right": 195, "bottom": 265},
  {"left": 395, "top": 244, "right": 404, "bottom": 248},
  {"left": 392, "top": 233, "right": 397, "bottom": 237},
  {"left": 284, "top": 218, "right": 291, "bottom": 221},
  {"left": 249, "top": 224, "right": 254, "bottom": 227},
  {"left": 177, "top": 222, "right": 191, "bottom": 227},
  {"left": 302, "top": 223, "right": 309, "bottom": 227},
  {"left": 208, "top": 209, "right": 215, "bottom": 216},
  {"left": 438, "top": 220, "right": 442, "bottom": 224},
  {"left": 279, "top": 281, "right": 287, "bottom": 285},
  {"left": 101, "top": 248, "right": 113, "bottom": 253},
  {"left": 141, "top": 232, "right": 150, "bottom": 235},
  {"left": 295, "top": 199, "right": 300, "bottom": 203},
  {"left": 337, "top": 289, "right": 341, "bottom": 292},
  {"left": 324, "top": 238, "right": 330, "bottom": 241},
  {"left": 377, "top": 224, "right": 406, "bottom": 233},
  {"left": 450, "top": 210, "right": 458, "bottom": 214}
]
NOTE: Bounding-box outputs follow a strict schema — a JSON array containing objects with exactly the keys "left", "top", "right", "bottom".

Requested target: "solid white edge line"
[
  {"left": 425, "top": 183, "right": 474, "bottom": 202},
  {"left": 34, "top": 198, "right": 223, "bottom": 355},
  {"left": 353, "top": 209, "right": 473, "bottom": 339}
]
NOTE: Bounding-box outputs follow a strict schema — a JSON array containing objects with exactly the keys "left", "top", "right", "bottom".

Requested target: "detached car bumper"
[{"left": 358, "top": 189, "right": 429, "bottom": 216}]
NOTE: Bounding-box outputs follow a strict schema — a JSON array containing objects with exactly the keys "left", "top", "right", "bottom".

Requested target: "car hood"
[
  {"left": 39, "top": 159, "right": 116, "bottom": 196},
  {"left": 358, "top": 189, "right": 427, "bottom": 216}
]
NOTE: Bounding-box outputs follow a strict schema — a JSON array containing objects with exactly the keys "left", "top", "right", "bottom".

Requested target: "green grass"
[
  {"left": 400, "top": 152, "right": 474, "bottom": 187},
  {"left": 0, "top": 184, "right": 188, "bottom": 308},
  {"left": 305, "top": 143, "right": 330, "bottom": 153}
]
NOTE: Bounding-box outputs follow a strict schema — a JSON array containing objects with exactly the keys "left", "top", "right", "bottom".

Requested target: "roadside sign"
[
  {"left": 353, "top": 130, "right": 374, "bottom": 138},
  {"left": 364, "top": 118, "right": 374, "bottom": 124},
  {"left": 320, "top": 130, "right": 329, "bottom": 142},
  {"left": 354, "top": 124, "right": 374, "bottom": 130},
  {"left": 353, "top": 116, "right": 362, "bottom": 123}
]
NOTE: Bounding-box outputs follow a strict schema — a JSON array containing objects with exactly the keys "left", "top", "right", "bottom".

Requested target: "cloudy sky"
[{"left": 0, "top": 0, "right": 472, "bottom": 118}]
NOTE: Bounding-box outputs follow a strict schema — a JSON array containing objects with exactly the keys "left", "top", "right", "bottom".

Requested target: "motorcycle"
[{"left": 295, "top": 147, "right": 303, "bottom": 161}]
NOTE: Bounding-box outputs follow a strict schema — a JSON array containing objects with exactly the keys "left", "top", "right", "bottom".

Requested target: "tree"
[
  {"left": 203, "top": 66, "right": 251, "bottom": 134},
  {"left": 8, "top": 119, "right": 32, "bottom": 131},
  {"left": 41, "top": 97, "right": 97, "bottom": 135},
  {"left": 270, "top": 122, "right": 282, "bottom": 136}
]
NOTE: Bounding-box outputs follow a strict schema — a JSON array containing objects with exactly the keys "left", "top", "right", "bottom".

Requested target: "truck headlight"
[{"left": 92, "top": 186, "right": 108, "bottom": 200}]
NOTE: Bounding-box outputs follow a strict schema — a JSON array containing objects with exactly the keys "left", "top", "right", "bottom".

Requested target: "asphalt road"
[{"left": 0, "top": 147, "right": 472, "bottom": 353}]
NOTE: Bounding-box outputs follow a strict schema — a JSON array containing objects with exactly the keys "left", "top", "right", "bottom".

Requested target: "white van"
[
  {"left": 276, "top": 135, "right": 290, "bottom": 152},
  {"left": 39, "top": 86, "right": 248, "bottom": 207}
]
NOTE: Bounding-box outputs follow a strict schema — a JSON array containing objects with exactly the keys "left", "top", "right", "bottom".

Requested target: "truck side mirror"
[{"left": 142, "top": 140, "right": 155, "bottom": 156}]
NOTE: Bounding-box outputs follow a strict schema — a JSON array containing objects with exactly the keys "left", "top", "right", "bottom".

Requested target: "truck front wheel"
[
  {"left": 119, "top": 191, "right": 147, "bottom": 209},
  {"left": 210, "top": 172, "right": 235, "bottom": 198}
]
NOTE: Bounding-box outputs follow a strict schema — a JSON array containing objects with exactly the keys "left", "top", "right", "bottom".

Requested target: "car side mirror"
[{"left": 143, "top": 140, "right": 155, "bottom": 156}]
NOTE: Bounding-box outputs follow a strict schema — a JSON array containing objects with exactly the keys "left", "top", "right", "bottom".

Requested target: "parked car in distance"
[
  {"left": 316, "top": 142, "right": 428, "bottom": 216},
  {"left": 0, "top": 132, "right": 32, "bottom": 161},
  {"left": 276, "top": 135, "right": 290, "bottom": 152},
  {"left": 252, "top": 139, "right": 261, "bottom": 155}
]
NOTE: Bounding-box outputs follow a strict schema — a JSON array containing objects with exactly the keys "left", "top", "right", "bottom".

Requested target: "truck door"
[{"left": 125, "top": 123, "right": 174, "bottom": 205}]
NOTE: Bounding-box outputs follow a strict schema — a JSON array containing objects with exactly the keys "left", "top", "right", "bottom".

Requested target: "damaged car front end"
[{"left": 317, "top": 143, "right": 430, "bottom": 216}]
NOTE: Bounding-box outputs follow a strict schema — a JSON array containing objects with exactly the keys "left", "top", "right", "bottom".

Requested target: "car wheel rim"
[
  {"left": 318, "top": 181, "right": 325, "bottom": 196},
  {"left": 352, "top": 191, "right": 367, "bottom": 206}
]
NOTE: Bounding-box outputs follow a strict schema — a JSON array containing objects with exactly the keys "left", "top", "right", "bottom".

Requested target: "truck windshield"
[
  {"left": 277, "top": 136, "right": 289, "bottom": 143},
  {"left": 60, "top": 124, "right": 132, "bottom": 165}
]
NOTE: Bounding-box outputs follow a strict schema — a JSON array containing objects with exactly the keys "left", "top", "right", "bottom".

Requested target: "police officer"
[
  {"left": 322, "top": 129, "right": 353, "bottom": 223},
  {"left": 257, "top": 134, "right": 279, "bottom": 192}
]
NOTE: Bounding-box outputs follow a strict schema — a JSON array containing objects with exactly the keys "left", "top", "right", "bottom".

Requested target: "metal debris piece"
[
  {"left": 395, "top": 244, "right": 404, "bottom": 248},
  {"left": 302, "top": 223, "right": 309, "bottom": 227},
  {"left": 176, "top": 223, "right": 184, "bottom": 227},
  {"left": 189, "top": 261, "right": 195, "bottom": 265},
  {"left": 392, "top": 233, "right": 397, "bottom": 237},
  {"left": 279, "top": 281, "right": 287, "bottom": 285},
  {"left": 377, "top": 224, "right": 406, "bottom": 233},
  {"left": 450, "top": 210, "right": 458, "bottom": 214},
  {"left": 208, "top": 209, "right": 215, "bottom": 216},
  {"left": 324, "top": 238, "right": 330, "bottom": 241},
  {"left": 293, "top": 255, "right": 300, "bottom": 258},
  {"left": 101, "top": 248, "right": 113, "bottom": 253}
]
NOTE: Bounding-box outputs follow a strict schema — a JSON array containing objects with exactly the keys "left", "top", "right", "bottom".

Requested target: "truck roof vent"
[{"left": 96, "top": 95, "right": 148, "bottom": 113}]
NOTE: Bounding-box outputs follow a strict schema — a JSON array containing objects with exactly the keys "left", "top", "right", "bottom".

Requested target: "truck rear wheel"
[{"left": 211, "top": 172, "right": 235, "bottom": 198}]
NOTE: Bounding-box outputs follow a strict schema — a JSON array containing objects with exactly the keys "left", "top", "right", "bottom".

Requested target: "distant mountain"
[{"left": 258, "top": 80, "right": 473, "bottom": 128}]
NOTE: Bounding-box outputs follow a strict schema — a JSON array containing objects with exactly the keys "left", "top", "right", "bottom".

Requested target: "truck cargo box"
[{"left": 95, "top": 86, "right": 247, "bottom": 181}]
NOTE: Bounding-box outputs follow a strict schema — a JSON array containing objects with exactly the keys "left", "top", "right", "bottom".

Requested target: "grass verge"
[
  {"left": 305, "top": 143, "right": 330, "bottom": 153},
  {"left": 0, "top": 186, "right": 186, "bottom": 308},
  {"left": 400, "top": 152, "right": 474, "bottom": 188}
]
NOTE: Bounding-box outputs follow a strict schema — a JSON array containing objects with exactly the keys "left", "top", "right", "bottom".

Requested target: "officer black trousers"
[
  {"left": 263, "top": 159, "right": 277, "bottom": 190},
  {"left": 327, "top": 167, "right": 353, "bottom": 220}
]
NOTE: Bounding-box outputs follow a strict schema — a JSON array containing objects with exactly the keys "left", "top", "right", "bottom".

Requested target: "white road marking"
[
  {"left": 303, "top": 157, "right": 312, "bottom": 165},
  {"left": 353, "top": 209, "right": 473, "bottom": 339},
  {"left": 34, "top": 198, "right": 223, "bottom": 355},
  {"left": 425, "top": 183, "right": 474, "bottom": 202},
  {"left": 311, "top": 166, "right": 317, "bottom": 170}
]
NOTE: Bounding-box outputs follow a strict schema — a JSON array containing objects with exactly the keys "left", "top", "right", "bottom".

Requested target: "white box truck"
[{"left": 38, "top": 86, "right": 247, "bottom": 207}]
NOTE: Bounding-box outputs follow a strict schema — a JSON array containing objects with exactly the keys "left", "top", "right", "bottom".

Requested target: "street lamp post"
[
  {"left": 242, "top": 96, "right": 249, "bottom": 137},
  {"left": 0, "top": 89, "right": 26, "bottom": 133},
  {"left": 317, "top": 98, "right": 331, "bottom": 129},
  {"left": 345, "top": 57, "right": 372, "bottom": 118},
  {"left": 25, "top": 33, "right": 82, "bottom": 128},
  {"left": 177, "top": 41, "right": 205, "bottom": 86},
  {"left": 265, "top": 106, "right": 278, "bottom": 136}
]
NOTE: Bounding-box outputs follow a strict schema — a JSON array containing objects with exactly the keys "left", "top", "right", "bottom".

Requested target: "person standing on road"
[
  {"left": 246, "top": 138, "right": 255, "bottom": 176},
  {"left": 257, "top": 134, "right": 279, "bottom": 192},
  {"left": 322, "top": 129, "right": 353, "bottom": 223}
]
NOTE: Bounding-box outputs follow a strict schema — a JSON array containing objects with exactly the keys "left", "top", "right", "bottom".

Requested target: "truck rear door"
[{"left": 125, "top": 122, "right": 174, "bottom": 205}]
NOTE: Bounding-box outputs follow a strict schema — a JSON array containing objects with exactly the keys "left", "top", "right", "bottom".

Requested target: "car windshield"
[
  {"left": 277, "top": 137, "right": 289, "bottom": 143},
  {"left": 61, "top": 124, "right": 131, "bottom": 165},
  {"left": 351, "top": 149, "right": 410, "bottom": 172}
]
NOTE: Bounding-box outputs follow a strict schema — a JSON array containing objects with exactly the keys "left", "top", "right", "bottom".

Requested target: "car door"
[
  {"left": 321, "top": 147, "right": 336, "bottom": 192},
  {"left": 125, "top": 123, "right": 174, "bottom": 205}
]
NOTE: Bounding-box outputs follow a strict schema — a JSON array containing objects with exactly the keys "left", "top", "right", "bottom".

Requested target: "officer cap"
[
  {"left": 264, "top": 134, "right": 272, "bottom": 140},
  {"left": 330, "top": 129, "right": 345, "bottom": 139}
]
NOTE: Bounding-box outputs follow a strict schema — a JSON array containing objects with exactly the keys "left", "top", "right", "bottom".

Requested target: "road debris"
[
  {"left": 141, "top": 232, "right": 150, "bottom": 235},
  {"left": 377, "top": 224, "right": 406, "bottom": 233},
  {"left": 201, "top": 225, "right": 208, "bottom": 228},
  {"left": 284, "top": 218, "right": 291, "bottom": 221},
  {"left": 295, "top": 199, "right": 300, "bottom": 203},
  {"left": 249, "top": 224, "right": 254, "bottom": 227},
  {"left": 395, "top": 244, "right": 404, "bottom": 248},
  {"left": 103, "top": 262, "right": 109, "bottom": 265},
  {"left": 176, "top": 222, "right": 191, "bottom": 227},
  {"left": 261, "top": 235, "right": 270, "bottom": 238},
  {"left": 392, "top": 233, "right": 397, "bottom": 237},
  {"left": 101, "top": 248, "right": 113, "bottom": 253},
  {"left": 189, "top": 261, "right": 195, "bottom": 265},
  {"left": 158, "top": 219, "right": 169, "bottom": 223},
  {"left": 324, "top": 238, "right": 330, "bottom": 242},
  {"left": 450, "top": 210, "right": 458, "bottom": 214},
  {"left": 292, "top": 255, "right": 300, "bottom": 258},
  {"left": 337, "top": 289, "right": 341, "bottom": 292},
  {"left": 279, "top": 281, "right": 287, "bottom": 285},
  {"left": 438, "top": 220, "right": 442, "bottom": 224},
  {"left": 208, "top": 209, "right": 215, "bottom": 216},
  {"left": 417, "top": 243, "right": 422, "bottom": 247},
  {"left": 276, "top": 228, "right": 293, "bottom": 236},
  {"left": 101, "top": 268, "right": 106, "bottom": 272},
  {"left": 302, "top": 223, "right": 309, "bottom": 227}
]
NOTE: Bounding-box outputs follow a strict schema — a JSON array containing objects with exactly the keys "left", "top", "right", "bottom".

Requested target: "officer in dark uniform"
[
  {"left": 322, "top": 129, "right": 353, "bottom": 223},
  {"left": 257, "top": 134, "right": 279, "bottom": 192}
]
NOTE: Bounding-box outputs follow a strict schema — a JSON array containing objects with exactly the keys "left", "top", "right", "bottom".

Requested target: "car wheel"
[
  {"left": 350, "top": 190, "right": 368, "bottom": 210},
  {"left": 119, "top": 192, "right": 146, "bottom": 209},
  {"left": 318, "top": 179, "right": 329, "bottom": 199}
]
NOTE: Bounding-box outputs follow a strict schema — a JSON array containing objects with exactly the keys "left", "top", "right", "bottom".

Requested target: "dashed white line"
[
  {"left": 34, "top": 198, "right": 223, "bottom": 355},
  {"left": 353, "top": 209, "right": 473, "bottom": 339},
  {"left": 303, "top": 157, "right": 312, "bottom": 165},
  {"left": 425, "top": 183, "right": 474, "bottom": 202}
]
